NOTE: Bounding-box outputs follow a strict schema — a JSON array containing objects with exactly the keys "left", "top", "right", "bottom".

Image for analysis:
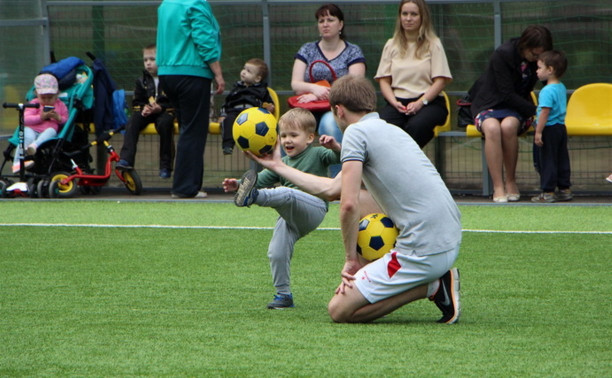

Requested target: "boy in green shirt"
[{"left": 223, "top": 108, "right": 341, "bottom": 309}]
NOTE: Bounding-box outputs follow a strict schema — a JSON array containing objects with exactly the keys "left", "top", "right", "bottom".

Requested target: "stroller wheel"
[
  {"left": 37, "top": 179, "right": 50, "bottom": 198},
  {"left": 0, "top": 179, "right": 11, "bottom": 198},
  {"left": 27, "top": 178, "right": 38, "bottom": 198},
  {"left": 121, "top": 169, "right": 143, "bottom": 195},
  {"left": 49, "top": 171, "right": 78, "bottom": 198}
]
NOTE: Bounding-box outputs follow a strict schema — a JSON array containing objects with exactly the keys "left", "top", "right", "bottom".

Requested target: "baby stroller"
[
  {"left": 42, "top": 53, "right": 142, "bottom": 198},
  {"left": 0, "top": 55, "right": 142, "bottom": 198},
  {"left": 0, "top": 57, "right": 95, "bottom": 197}
]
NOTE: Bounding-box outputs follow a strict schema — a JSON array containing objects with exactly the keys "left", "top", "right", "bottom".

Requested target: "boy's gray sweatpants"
[{"left": 255, "top": 186, "right": 328, "bottom": 295}]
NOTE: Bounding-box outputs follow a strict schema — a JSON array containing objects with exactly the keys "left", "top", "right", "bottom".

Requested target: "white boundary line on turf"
[
  {"left": 0, "top": 223, "right": 611, "bottom": 235},
  {"left": 462, "top": 229, "right": 612, "bottom": 234}
]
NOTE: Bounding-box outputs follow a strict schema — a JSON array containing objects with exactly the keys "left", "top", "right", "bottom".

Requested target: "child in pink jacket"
[{"left": 12, "top": 73, "right": 68, "bottom": 173}]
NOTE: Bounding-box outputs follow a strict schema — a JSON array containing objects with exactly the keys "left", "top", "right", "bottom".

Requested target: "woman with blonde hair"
[{"left": 375, "top": 0, "right": 452, "bottom": 148}]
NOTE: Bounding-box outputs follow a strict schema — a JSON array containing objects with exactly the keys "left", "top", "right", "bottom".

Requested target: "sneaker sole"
[
  {"left": 531, "top": 195, "right": 556, "bottom": 203},
  {"left": 234, "top": 170, "right": 257, "bottom": 207},
  {"left": 443, "top": 268, "right": 461, "bottom": 324},
  {"left": 267, "top": 304, "right": 295, "bottom": 309}
]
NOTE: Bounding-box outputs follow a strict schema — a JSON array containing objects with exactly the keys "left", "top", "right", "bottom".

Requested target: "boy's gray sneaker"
[
  {"left": 234, "top": 169, "right": 258, "bottom": 207},
  {"left": 267, "top": 293, "right": 294, "bottom": 309},
  {"left": 531, "top": 192, "right": 556, "bottom": 203},
  {"left": 555, "top": 189, "right": 573, "bottom": 202}
]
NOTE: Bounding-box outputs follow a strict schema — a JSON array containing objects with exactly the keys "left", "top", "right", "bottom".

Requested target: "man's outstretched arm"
[{"left": 245, "top": 143, "right": 342, "bottom": 201}]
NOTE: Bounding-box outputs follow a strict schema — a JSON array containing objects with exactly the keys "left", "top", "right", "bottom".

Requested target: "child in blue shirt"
[{"left": 532, "top": 50, "right": 572, "bottom": 203}]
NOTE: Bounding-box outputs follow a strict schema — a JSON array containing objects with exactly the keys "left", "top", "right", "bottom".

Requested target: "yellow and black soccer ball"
[
  {"left": 357, "top": 213, "right": 399, "bottom": 261},
  {"left": 232, "top": 107, "right": 277, "bottom": 156}
]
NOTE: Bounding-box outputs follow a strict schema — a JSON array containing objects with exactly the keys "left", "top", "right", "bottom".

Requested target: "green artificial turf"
[
  {"left": 1, "top": 200, "right": 611, "bottom": 231},
  {"left": 0, "top": 201, "right": 610, "bottom": 376}
]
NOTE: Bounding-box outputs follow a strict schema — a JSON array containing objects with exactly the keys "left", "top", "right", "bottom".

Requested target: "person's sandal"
[
  {"left": 507, "top": 193, "right": 521, "bottom": 202},
  {"left": 493, "top": 195, "right": 508, "bottom": 203}
]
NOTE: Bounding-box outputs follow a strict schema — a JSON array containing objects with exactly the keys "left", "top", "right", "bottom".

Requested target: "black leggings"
[{"left": 379, "top": 95, "right": 448, "bottom": 148}]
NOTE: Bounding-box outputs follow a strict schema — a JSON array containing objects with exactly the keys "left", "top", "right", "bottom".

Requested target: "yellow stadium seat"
[
  {"left": 141, "top": 87, "right": 280, "bottom": 136},
  {"left": 565, "top": 83, "right": 612, "bottom": 136},
  {"left": 433, "top": 91, "right": 451, "bottom": 137}
]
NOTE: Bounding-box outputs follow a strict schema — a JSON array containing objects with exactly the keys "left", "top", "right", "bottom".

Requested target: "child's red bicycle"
[{"left": 47, "top": 128, "right": 142, "bottom": 198}]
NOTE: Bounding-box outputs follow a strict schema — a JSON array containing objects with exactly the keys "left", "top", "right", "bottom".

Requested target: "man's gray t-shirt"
[{"left": 341, "top": 113, "right": 462, "bottom": 256}]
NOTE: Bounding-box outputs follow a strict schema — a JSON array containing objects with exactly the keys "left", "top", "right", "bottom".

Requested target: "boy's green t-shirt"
[{"left": 256, "top": 144, "right": 340, "bottom": 190}]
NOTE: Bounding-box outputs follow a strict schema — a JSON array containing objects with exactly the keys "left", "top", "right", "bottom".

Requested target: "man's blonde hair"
[
  {"left": 329, "top": 75, "right": 377, "bottom": 113},
  {"left": 278, "top": 108, "right": 317, "bottom": 134}
]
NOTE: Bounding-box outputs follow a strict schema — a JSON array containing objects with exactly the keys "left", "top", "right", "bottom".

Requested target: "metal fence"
[{"left": 1, "top": 0, "right": 610, "bottom": 195}]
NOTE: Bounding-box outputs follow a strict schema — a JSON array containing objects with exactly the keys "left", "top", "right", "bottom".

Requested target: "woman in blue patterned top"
[{"left": 290, "top": 3, "right": 366, "bottom": 167}]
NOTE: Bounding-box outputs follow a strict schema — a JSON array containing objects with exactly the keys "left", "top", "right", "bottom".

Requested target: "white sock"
[{"left": 427, "top": 279, "right": 440, "bottom": 298}]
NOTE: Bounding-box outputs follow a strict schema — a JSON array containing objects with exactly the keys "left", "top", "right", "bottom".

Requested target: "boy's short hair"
[
  {"left": 144, "top": 43, "right": 156, "bottom": 51},
  {"left": 329, "top": 75, "right": 377, "bottom": 113},
  {"left": 539, "top": 50, "right": 568, "bottom": 78},
  {"left": 278, "top": 108, "right": 317, "bottom": 135},
  {"left": 246, "top": 58, "right": 269, "bottom": 82}
]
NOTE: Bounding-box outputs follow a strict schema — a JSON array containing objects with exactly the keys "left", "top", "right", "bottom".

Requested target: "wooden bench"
[{"left": 140, "top": 87, "right": 281, "bottom": 136}]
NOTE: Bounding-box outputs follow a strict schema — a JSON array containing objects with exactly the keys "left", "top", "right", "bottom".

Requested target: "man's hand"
[
  {"left": 244, "top": 141, "right": 282, "bottom": 170},
  {"left": 335, "top": 257, "right": 365, "bottom": 295}
]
